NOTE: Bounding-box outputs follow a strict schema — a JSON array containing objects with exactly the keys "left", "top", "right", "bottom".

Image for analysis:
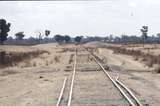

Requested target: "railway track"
[
  {"left": 56, "top": 50, "right": 77, "bottom": 106},
  {"left": 84, "top": 46, "right": 143, "bottom": 106},
  {"left": 56, "top": 47, "right": 143, "bottom": 106}
]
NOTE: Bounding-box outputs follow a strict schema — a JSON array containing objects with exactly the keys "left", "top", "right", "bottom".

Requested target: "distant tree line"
[
  {"left": 1, "top": 19, "right": 160, "bottom": 45},
  {"left": 5, "top": 34, "right": 83, "bottom": 45}
]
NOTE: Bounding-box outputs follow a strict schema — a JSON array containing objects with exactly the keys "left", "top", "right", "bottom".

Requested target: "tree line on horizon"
[
  {"left": 1, "top": 19, "right": 160, "bottom": 45},
  {"left": 0, "top": 19, "right": 83, "bottom": 45}
]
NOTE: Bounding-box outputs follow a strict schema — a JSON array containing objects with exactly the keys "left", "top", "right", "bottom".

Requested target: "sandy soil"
[
  {"left": 0, "top": 67, "right": 64, "bottom": 106},
  {"left": 98, "top": 48, "right": 150, "bottom": 72},
  {"left": 97, "top": 47, "right": 160, "bottom": 106},
  {"left": 0, "top": 43, "right": 74, "bottom": 106},
  {"left": 0, "top": 43, "right": 160, "bottom": 106}
]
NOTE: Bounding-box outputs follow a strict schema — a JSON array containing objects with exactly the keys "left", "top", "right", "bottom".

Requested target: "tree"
[
  {"left": 109, "top": 34, "right": 114, "bottom": 42},
  {"left": 35, "top": 31, "right": 43, "bottom": 43},
  {"left": 44, "top": 30, "right": 50, "bottom": 43},
  {"left": 121, "top": 35, "right": 129, "bottom": 44},
  {"left": 28, "top": 37, "right": 36, "bottom": 44},
  {"left": 157, "top": 33, "right": 160, "bottom": 44},
  {"left": 74, "top": 36, "right": 83, "bottom": 43},
  {"left": 64, "top": 35, "right": 71, "bottom": 43},
  {"left": 0, "top": 19, "right": 11, "bottom": 44},
  {"left": 7, "top": 36, "right": 13, "bottom": 41},
  {"left": 104, "top": 36, "right": 109, "bottom": 42},
  {"left": 114, "top": 36, "right": 121, "bottom": 43},
  {"left": 54, "top": 34, "right": 64, "bottom": 43},
  {"left": 45, "top": 30, "right": 50, "bottom": 37},
  {"left": 15, "top": 32, "right": 25, "bottom": 40},
  {"left": 141, "top": 26, "right": 148, "bottom": 47},
  {"left": 94, "top": 36, "right": 103, "bottom": 41}
]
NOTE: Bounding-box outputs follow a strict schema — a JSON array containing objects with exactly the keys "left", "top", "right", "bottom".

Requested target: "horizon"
[{"left": 1, "top": 0, "right": 160, "bottom": 38}]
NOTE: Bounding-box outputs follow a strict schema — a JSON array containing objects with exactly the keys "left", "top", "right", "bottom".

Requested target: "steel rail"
[
  {"left": 83, "top": 47, "right": 136, "bottom": 106},
  {"left": 116, "top": 77, "right": 143, "bottom": 106},
  {"left": 91, "top": 54, "right": 136, "bottom": 106},
  {"left": 56, "top": 77, "right": 67, "bottom": 106},
  {"left": 67, "top": 51, "right": 77, "bottom": 106}
]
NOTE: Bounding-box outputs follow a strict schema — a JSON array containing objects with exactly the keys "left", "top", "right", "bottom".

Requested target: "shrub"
[
  {"left": 69, "top": 54, "right": 74, "bottom": 64},
  {"left": 54, "top": 55, "right": 60, "bottom": 63},
  {"left": 0, "top": 50, "right": 49, "bottom": 68},
  {"left": 106, "top": 45, "right": 160, "bottom": 68},
  {"left": 33, "top": 62, "right": 36, "bottom": 67},
  {"left": 154, "top": 64, "right": 160, "bottom": 73},
  {"left": 45, "top": 60, "right": 49, "bottom": 66}
]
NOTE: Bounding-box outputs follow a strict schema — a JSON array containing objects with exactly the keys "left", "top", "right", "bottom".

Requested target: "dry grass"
[
  {"left": 45, "top": 60, "right": 49, "bottom": 66},
  {"left": 0, "top": 50, "right": 49, "bottom": 68},
  {"left": 57, "top": 48, "right": 75, "bottom": 53},
  {"left": 33, "top": 62, "right": 37, "bottom": 67},
  {"left": 105, "top": 45, "right": 160, "bottom": 72},
  {"left": 0, "top": 70, "right": 18, "bottom": 76},
  {"left": 155, "top": 67, "right": 160, "bottom": 73},
  {"left": 54, "top": 55, "right": 61, "bottom": 63},
  {"left": 69, "top": 54, "right": 74, "bottom": 64},
  {"left": 154, "top": 65, "right": 160, "bottom": 73}
]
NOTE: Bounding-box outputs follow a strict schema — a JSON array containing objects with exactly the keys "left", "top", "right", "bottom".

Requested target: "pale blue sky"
[{"left": 0, "top": 0, "right": 160, "bottom": 38}]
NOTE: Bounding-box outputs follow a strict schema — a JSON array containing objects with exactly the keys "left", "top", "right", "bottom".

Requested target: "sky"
[{"left": 0, "top": 0, "right": 160, "bottom": 38}]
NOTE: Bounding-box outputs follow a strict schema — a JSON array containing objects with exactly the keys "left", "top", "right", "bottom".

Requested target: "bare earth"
[{"left": 0, "top": 43, "right": 160, "bottom": 106}]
